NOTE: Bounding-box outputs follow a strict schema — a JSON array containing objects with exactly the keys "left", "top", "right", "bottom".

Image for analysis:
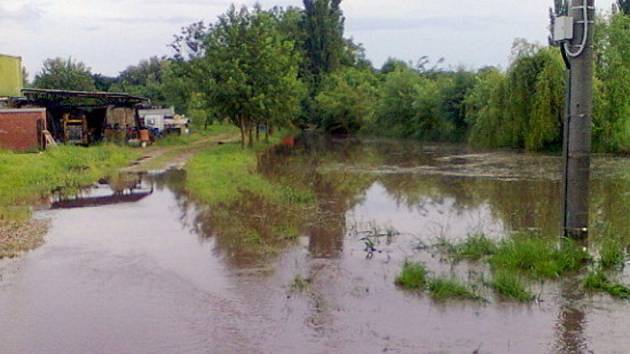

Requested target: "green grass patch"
[
  {"left": 490, "top": 270, "right": 534, "bottom": 302},
  {"left": 427, "top": 277, "right": 483, "bottom": 301},
  {"left": 0, "top": 144, "right": 140, "bottom": 216},
  {"left": 395, "top": 261, "right": 428, "bottom": 290},
  {"left": 186, "top": 142, "right": 314, "bottom": 207},
  {"left": 489, "top": 236, "right": 590, "bottom": 279},
  {"left": 584, "top": 270, "right": 630, "bottom": 299},
  {"left": 599, "top": 239, "right": 626, "bottom": 270},
  {"left": 439, "top": 234, "right": 498, "bottom": 261}
]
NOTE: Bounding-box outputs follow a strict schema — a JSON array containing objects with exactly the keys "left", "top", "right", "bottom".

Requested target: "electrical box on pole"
[{"left": 551, "top": 0, "right": 595, "bottom": 239}]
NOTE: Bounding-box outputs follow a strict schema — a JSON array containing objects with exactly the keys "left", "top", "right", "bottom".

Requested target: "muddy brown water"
[{"left": 1, "top": 138, "right": 629, "bottom": 354}]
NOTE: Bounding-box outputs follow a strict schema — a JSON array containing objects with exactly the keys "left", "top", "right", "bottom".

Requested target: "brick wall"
[{"left": 0, "top": 109, "right": 46, "bottom": 151}]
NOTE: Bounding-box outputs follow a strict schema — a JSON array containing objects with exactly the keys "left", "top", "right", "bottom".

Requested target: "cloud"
[
  {"left": 0, "top": 3, "right": 45, "bottom": 22},
  {"left": 347, "top": 15, "right": 532, "bottom": 32}
]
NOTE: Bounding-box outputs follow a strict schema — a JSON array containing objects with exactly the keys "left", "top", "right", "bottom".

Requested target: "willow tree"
[
  {"left": 593, "top": 12, "right": 630, "bottom": 152},
  {"left": 199, "top": 5, "right": 302, "bottom": 148}
]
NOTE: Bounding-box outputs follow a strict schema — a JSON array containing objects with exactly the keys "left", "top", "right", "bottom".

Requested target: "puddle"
[{"left": 0, "top": 138, "right": 629, "bottom": 353}]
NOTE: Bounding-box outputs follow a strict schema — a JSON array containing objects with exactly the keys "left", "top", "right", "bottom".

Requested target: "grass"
[
  {"left": 0, "top": 144, "right": 140, "bottom": 258},
  {"left": 427, "top": 277, "right": 483, "bottom": 301},
  {"left": 489, "top": 270, "right": 534, "bottom": 302},
  {"left": 439, "top": 234, "right": 498, "bottom": 261},
  {"left": 184, "top": 132, "right": 315, "bottom": 258},
  {"left": 395, "top": 261, "right": 428, "bottom": 289},
  {"left": 154, "top": 124, "right": 239, "bottom": 147},
  {"left": 0, "top": 144, "right": 140, "bottom": 215},
  {"left": 488, "top": 235, "right": 590, "bottom": 279},
  {"left": 290, "top": 275, "right": 312, "bottom": 292},
  {"left": 599, "top": 239, "right": 626, "bottom": 270},
  {"left": 584, "top": 270, "right": 630, "bottom": 299},
  {"left": 186, "top": 142, "right": 314, "bottom": 207}
]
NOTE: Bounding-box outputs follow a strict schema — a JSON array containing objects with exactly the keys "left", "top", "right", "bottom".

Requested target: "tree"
[
  {"left": 198, "top": 5, "right": 303, "bottom": 147},
  {"left": 33, "top": 57, "right": 96, "bottom": 91},
  {"left": 593, "top": 13, "right": 630, "bottom": 152},
  {"left": 301, "top": 0, "right": 346, "bottom": 83},
  {"left": 316, "top": 67, "right": 378, "bottom": 134}
]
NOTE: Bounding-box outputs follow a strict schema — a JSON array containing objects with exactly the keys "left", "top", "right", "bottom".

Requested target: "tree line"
[{"left": 31, "top": 0, "right": 629, "bottom": 152}]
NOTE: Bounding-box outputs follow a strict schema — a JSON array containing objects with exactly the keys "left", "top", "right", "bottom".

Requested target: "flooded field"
[{"left": 1, "top": 138, "right": 629, "bottom": 354}]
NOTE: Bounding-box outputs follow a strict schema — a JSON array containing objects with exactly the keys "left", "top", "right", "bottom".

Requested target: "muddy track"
[{"left": 122, "top": 132, "right": 240, "bottom": 173}]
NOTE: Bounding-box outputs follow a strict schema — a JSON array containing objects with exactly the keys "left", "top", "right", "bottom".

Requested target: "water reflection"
[{"left": 161, "top": 136, "right": 630, "bottom": 267}]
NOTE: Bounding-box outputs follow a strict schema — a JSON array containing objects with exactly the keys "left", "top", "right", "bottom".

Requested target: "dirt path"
[{"left": 122, "top": 132, "right": 239, "bottom": 173}]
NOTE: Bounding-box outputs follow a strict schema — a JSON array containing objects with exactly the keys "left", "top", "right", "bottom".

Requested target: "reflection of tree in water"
[
  {"left": 158, "top": 138, "right": 630, "bottom": 267},
  {"left": 171, "top": 136, "right": 376, "bottom": 267}
]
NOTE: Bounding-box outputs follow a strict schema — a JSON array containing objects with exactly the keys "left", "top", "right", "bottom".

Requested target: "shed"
[{"left": 0, "top": 108, "right": 46, "bottom": 151}]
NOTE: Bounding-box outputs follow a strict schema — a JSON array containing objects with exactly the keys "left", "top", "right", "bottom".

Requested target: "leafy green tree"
[
  {"left": 33, "top": 57, "right": 96, "bottom": 91},
  {"left": 374, "top": 67, "right": 424, "bottom": 137},
  {"left": 526, "top": 48, "right": 565, "bottom": 151},
  {"left": 301, "top": 0, "right": 345, "bottom": 83},
  {"left": 315, "top": 67, "right": 378, "bottom": 134},
  {"left": 380, "top": 58, "right": 411, "bottom": 75},
  {"left": 434, "top": 69, "right": 477, "bottom": 141},
  {"left": 593, "top": 13, "right": 630, "bottom": 152},
  {"left": 465, "top": 68, "right": 509, "bottom": 148},
  {"left": 198, "top": 5, "right": 303, "bottom": 147}
]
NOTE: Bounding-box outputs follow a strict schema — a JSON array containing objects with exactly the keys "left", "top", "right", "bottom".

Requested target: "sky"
[{"left": 0, "top": 0, "right": 617, "bottom": 77}]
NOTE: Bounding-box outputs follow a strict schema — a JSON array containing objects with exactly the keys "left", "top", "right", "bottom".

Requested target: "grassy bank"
[
  {"left": 0, "top": 144, "right": 141, "bottom": 257},
  {"left": 185, "top": 134, "right": 316, "bottom": 259}
]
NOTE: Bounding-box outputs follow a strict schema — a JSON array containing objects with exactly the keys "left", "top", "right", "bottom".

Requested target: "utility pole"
[{"left": 553, "top": 0, "right": 595, "bottom": 239}]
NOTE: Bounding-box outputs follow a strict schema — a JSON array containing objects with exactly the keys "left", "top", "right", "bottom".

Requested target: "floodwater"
[{"left": 1, "top": 138, "right": 629, "bottom": 354}]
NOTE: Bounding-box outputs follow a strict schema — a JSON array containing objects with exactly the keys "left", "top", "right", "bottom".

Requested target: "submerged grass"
[
  {"left": 489, "top": 270, "right": 534, "bottom": 302},
  {"left": 584, "top": 270, "right": 630, "bottom": 299},
  {"left": 489, "top": 235, "right": 590, "bottom": 279},
  {"left": 427, "top": 277, "right": 483, "bottom": 301},
  {"left": 395, "top": 261, "right": 428, "bottom": 290},
  {"left": 439, "top": 234, "right": 497, "bottom": 261},
  {"left": 599, "top": 239, "right": 626, "bottom": 270}
]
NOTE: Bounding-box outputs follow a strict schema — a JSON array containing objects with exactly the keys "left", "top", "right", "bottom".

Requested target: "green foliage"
[
  {"left": 427, "top": 277, "right": 482, "bottom": 301},
  {"left": 489, "top": 235, "right": 590, "bottom": 279},
  {"left": 618, "top": 0, "right": 630, "bottom": 15},
  {"left": 301, "top": 0, "right": 346, "bottom": 83},
  {"left": 466, "top": 44, "right": 566, "bottom": 151},
  {"left": 441, "top": 234, "right": 498, "bottom": 261},
  {"left": 395, "top": 261, "right": 428, "bottom": 289},
  {"left": 490, "top": 270, "right": 534, "bottom": 302},
  {"left": 599, "top": 238, "right": 626, "bottom": 269},
  {"left": 197, "top": 5, "right": 304, "bottom": 147},
  {"left": 465, "top": 68, "right": 509, "bottom": 148},
  {"left": 584, "top": 270, "right": 630, "bottom": 299},
  {"left": 593, "top": 13, "right": 630, "bottom": 153},
  {"left": 315, "top": 67, "right": 379, "bottom": 134},
  {"left": 33, "top": 57, "right": 96, "bottom": 91}
]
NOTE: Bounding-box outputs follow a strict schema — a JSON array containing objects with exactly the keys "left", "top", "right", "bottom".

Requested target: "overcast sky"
[{"left": 0, "top": 0, "right": 617, "bottom": 77}]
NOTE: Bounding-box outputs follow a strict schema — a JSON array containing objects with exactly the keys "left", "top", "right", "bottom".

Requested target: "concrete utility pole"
[{"left": 557, "top": 0, "right": 595, "bottom": 239}]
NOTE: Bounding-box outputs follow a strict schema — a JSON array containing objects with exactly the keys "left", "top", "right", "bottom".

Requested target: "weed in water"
[
  {"left": 395, "top": 261, "right": 428, "bottom": 290},
  {"left": 599, "top": 239, "right": 625, "bottom": 270},
  {"left": 442, "top": 234, "right": 498, "bottom": 261},
  {"left": 490, "top": 270, "right": 534, "bottom": 302},
  {"left": 290, "top": 275, "right": 311, "bottom": 292},
  {"left": 489, "top": 235, "right": 590, "bottom": 279},
  {"left": 583, "top": 270, "right": 630, "bottom": 300},
  {"left": 427, "top": 277, "right": 483, "bottom": 301}
]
